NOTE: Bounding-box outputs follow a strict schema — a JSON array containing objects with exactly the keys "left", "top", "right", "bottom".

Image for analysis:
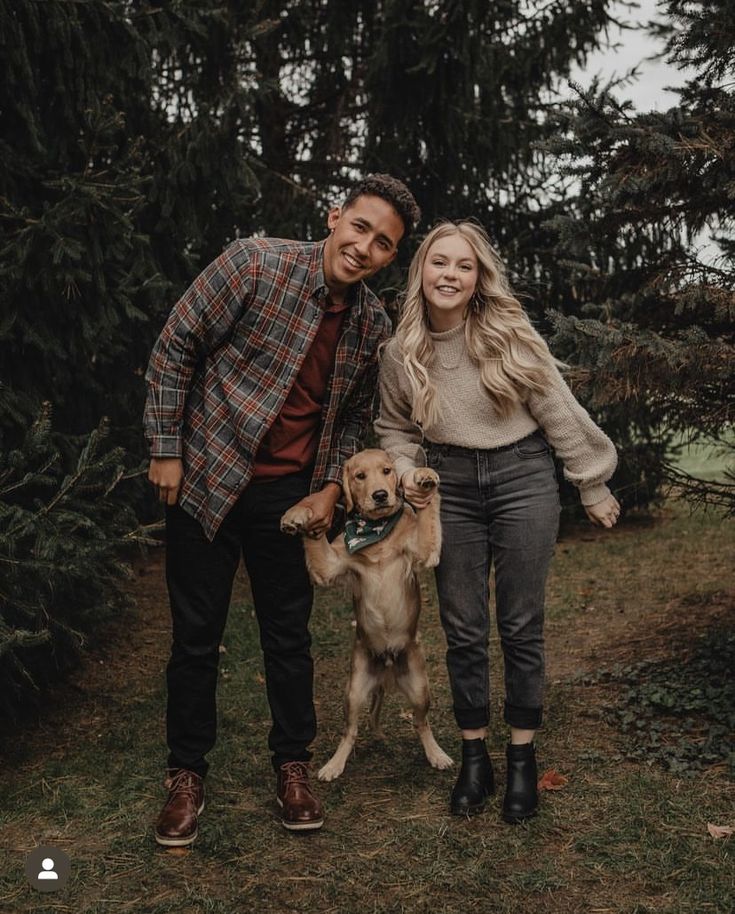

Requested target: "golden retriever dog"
[{"left": 280, "top": 448, "right": 453, "bottom": 781}]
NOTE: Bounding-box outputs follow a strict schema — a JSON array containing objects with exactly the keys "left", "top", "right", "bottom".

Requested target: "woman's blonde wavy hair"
[{"left": 393, "top": 220, "right": 556, "bottom": 428}]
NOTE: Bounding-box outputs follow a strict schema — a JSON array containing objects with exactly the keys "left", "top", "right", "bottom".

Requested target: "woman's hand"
[
  {"left": 401, "top": 469, "right": 437, "bottom": 509},
  {"left": 584, "top": 494, "right": 621, "bottom": 529}
]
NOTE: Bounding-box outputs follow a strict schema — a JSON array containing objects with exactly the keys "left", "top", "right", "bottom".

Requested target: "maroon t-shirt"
[{"left": 252, "top": 296, "right": 349, "bottom": 482}]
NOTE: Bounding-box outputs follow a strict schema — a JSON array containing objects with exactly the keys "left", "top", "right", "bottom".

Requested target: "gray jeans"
[{"left": 426, "top": 432, "right": 561, "bottom": 731}]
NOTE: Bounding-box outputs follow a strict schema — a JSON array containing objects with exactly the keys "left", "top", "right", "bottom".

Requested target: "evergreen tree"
[
  {"left": 543, "top": 0, "right": 734, "bottom": 512},
  {"left": 2, "top": 0, "right": 619, "bottom": 436},
  {"left": 0, "top": 1, "right": 261, "bottom": 436},
  {"left": 0, "top": 403, "right": 144, "bottom": 721},
  {"left": 241, "top": 0, "right": 617, "bottom": 282}
]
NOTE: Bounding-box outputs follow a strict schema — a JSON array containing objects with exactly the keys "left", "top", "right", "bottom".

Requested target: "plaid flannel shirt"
[{"left": 144, "top": 237, "right": 391, "bottom": 540}]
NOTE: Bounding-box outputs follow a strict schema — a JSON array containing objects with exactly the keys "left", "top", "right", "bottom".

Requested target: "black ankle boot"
[
  {"left": 502, "top": 742, "right": 538, "bottom": 824},
  {"left": 450, "top": 738, "right": 495, "bottom": 815}
]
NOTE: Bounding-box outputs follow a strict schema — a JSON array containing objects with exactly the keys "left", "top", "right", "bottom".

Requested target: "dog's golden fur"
[{"left": 280, "top": 448, "right": 453, "bottom": 781}]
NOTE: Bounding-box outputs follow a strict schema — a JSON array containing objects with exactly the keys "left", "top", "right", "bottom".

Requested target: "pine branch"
[{"left": 662, "top": 464, "right": 735, "bottom": 515}]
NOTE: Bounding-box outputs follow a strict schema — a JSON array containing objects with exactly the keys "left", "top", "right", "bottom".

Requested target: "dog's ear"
[{"left": 342, "top": 472, "right": 354, "bottom": 514}]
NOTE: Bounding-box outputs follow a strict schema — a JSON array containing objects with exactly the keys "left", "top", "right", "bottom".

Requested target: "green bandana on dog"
[{"left": 344, "top": 505, "right": 404, "bottom": 554}]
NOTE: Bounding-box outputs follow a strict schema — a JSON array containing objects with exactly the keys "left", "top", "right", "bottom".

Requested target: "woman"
[{"left": 375, "top": 221, "right": 619, "bottom": 823}]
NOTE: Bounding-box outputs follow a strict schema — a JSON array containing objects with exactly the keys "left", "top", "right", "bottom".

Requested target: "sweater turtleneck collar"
[
  {"left": 428, "top": 319, "right": 466, "bottom": 369},
  {"left": 428, "top": 319, "right": 466, "bottom": 340}
]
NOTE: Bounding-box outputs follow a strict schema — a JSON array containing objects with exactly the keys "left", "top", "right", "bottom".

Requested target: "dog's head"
[{"left": 342, "top": 449, "right": 399, "bottom": 519}]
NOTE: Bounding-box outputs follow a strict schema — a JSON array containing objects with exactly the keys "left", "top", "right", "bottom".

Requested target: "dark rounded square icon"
[{"left": 25, "top": 846, "right": 71, "bottom": 893}]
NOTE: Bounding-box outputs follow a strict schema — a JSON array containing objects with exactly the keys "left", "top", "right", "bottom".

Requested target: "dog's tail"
[{"left": 369, "top": 686, "right": 385, "bottom": 737}]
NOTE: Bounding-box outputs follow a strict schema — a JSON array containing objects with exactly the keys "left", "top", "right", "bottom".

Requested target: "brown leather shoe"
[
  {"left": 276, "top": 761, "right": 324, "bottom": 831},
  {"left": 154, "top": 768, "right": 205, "bottom": 847}
]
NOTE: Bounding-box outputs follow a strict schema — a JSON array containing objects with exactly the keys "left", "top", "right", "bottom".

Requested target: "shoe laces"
[
  {"left": 166, "top": 768, "right": 202, "bottom": 802},
  {"left": 280, "top": 761, "right": 310, "bottom": 789}
]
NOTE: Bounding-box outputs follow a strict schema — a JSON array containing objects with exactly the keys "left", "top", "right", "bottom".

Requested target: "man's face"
[{"left": 323, "top": 194, "right": 404, "bottom": 296}]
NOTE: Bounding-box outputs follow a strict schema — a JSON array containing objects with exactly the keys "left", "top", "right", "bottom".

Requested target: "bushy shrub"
[{"left": 0, "top": 404, "right": 146, "bottom": 721}]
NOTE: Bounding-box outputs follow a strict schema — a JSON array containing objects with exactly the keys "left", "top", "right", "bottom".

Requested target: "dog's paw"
[
  {"left": 280, "top": 505, "right": 313, "bottom": 535},
  {"left": 414, "top": 467, "right": 439, "bottom": 490},
  {"left": 424, "top": 549, "right": 441, "bottom": 569},
  {"left": 317, "top": 758, "right": 345, "bottom": 782},
  {"left": 427, "top": 747, "right": 454, "bottom": 770}
]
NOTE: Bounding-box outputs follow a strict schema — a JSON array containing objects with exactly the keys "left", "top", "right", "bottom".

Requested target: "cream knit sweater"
[{"left": 375, "top": 323, "right": 617, "bottom": 507}]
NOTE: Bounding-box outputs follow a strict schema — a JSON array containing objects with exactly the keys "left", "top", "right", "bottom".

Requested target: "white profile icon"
[{"left": 38, "top": 858, "right": 58, "bottom": 880}]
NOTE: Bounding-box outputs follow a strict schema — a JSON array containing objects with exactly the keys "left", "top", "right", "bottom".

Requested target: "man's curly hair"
[{"left": 342, "top": 174, "right": 421, "bottom": 237}]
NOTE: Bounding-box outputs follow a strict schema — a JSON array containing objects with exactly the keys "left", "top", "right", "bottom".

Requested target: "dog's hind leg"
[
  {"left": 318, "top": 644, "right": 378, "bottom": 781},
  {"left": 394, "top": 646, "right": 454, "bottom": 770}
]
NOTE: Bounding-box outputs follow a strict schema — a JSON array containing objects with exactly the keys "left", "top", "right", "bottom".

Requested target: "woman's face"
[{"left": 422, "top": 233, "right": 478, "bottom": 331}]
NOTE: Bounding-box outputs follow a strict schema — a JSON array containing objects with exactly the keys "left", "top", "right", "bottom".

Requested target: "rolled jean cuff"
[
  {"left": 504, "top": 701, "right": 543, "bottom": 730},
  {"left": 453, "top": 704, "right": 490, "bottom": 730}
]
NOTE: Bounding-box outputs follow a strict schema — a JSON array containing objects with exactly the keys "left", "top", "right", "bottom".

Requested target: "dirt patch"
[
  {"left": 548, "top": 584, "right": 734, "bottom": 680},
  {"left": 547, "top": 510, "right": 734, "bottom": 680}
]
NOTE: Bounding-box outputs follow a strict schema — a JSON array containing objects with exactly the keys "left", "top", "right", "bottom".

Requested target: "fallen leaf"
[
  {"left": 255, "top": 672, "right": 265, "bottom": 685},
  {"left": 707, "top": 823, "right": 733, "bottom": 839},
  {"left": 537, "top": 769, "right": 568, "bottom": 791}
]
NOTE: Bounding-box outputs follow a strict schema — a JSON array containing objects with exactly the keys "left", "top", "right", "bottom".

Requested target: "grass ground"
[
  {"left": 0, "top": 502, "right": 733, "bottom": 914},
  {"left": 670, "top": 433, "right": 733, "bottom": 481}
]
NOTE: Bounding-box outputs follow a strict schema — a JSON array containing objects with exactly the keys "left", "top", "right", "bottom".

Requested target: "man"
[{"left": 144, "top": 174, "right": 420, "bottom": 844}]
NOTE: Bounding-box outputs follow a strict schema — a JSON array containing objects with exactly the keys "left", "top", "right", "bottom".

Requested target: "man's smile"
[{"left": 343, "top": 250, "right": 367, "bottom": 271}]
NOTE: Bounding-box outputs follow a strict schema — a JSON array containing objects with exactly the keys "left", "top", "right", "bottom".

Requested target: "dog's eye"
[
  {"left": 383, "top": 467, "right": 392, "bottom": 475},
  {"left": 355, "top": 472, "right": 366, "bottom": 480}
]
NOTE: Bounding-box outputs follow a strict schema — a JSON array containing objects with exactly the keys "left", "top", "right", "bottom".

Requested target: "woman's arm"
[
  {"left": 526, "top": 361, "right": 618, "bottom": 507},
  {"left": 374, "top": 342, "right": 426, "bottom": 482}
]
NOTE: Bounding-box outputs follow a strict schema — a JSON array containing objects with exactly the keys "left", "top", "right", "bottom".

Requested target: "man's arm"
[
  {"left": 292, "top": 482, "right": 342, "bottom": 537},
  {"left": 296, "top": 354, "right": 382, "bottom": 525},
  {"left": 321, "top": 318, "right": 391, "bottom": 488},
  {"left": 143, "top": 243, "right": 253, "bottom": 462}
]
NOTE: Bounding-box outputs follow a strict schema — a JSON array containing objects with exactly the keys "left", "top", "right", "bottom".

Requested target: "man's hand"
[
  {"left": 148, "top": 457, "right": 184, "bottom": 506},
  {"left": 401, "top": 468, "right": 437, "bottom": 510},
  {"left": 290, "top": 483, "right": 342, "bottom": 538},
  {"left": 584, "top": 493, "right": 621, "bottom": 529}
]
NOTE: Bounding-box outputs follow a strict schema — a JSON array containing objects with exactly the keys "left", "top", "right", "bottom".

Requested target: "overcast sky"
[{"left": 570, "top": 0, "right": 690, "bottom": 111}]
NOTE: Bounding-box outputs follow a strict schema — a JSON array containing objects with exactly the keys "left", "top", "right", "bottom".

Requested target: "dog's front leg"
[
  {"left": 280, "top": 507, "right": 348, "bottom": 585},
  {"left": 302, "top": 534, "right": 349, "bottom": 587},
  {"left": 411, "top": 468, "right": 442, "bottom": 567},
  {"left": 318, "top": 642, "right": 378, "bottom": 781}
]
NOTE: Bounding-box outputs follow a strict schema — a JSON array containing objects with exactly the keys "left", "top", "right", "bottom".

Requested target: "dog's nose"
[{"left": 372, "top": 489, "right": 389, "bottom": 504}]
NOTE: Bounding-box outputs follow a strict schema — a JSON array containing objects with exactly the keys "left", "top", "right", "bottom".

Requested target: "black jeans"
[
  {"left": 426, "top": 432, "right": 561, "bottom": 732},
  {"left": 164, "top": 470, "right": 314, "bottom": 776}
]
